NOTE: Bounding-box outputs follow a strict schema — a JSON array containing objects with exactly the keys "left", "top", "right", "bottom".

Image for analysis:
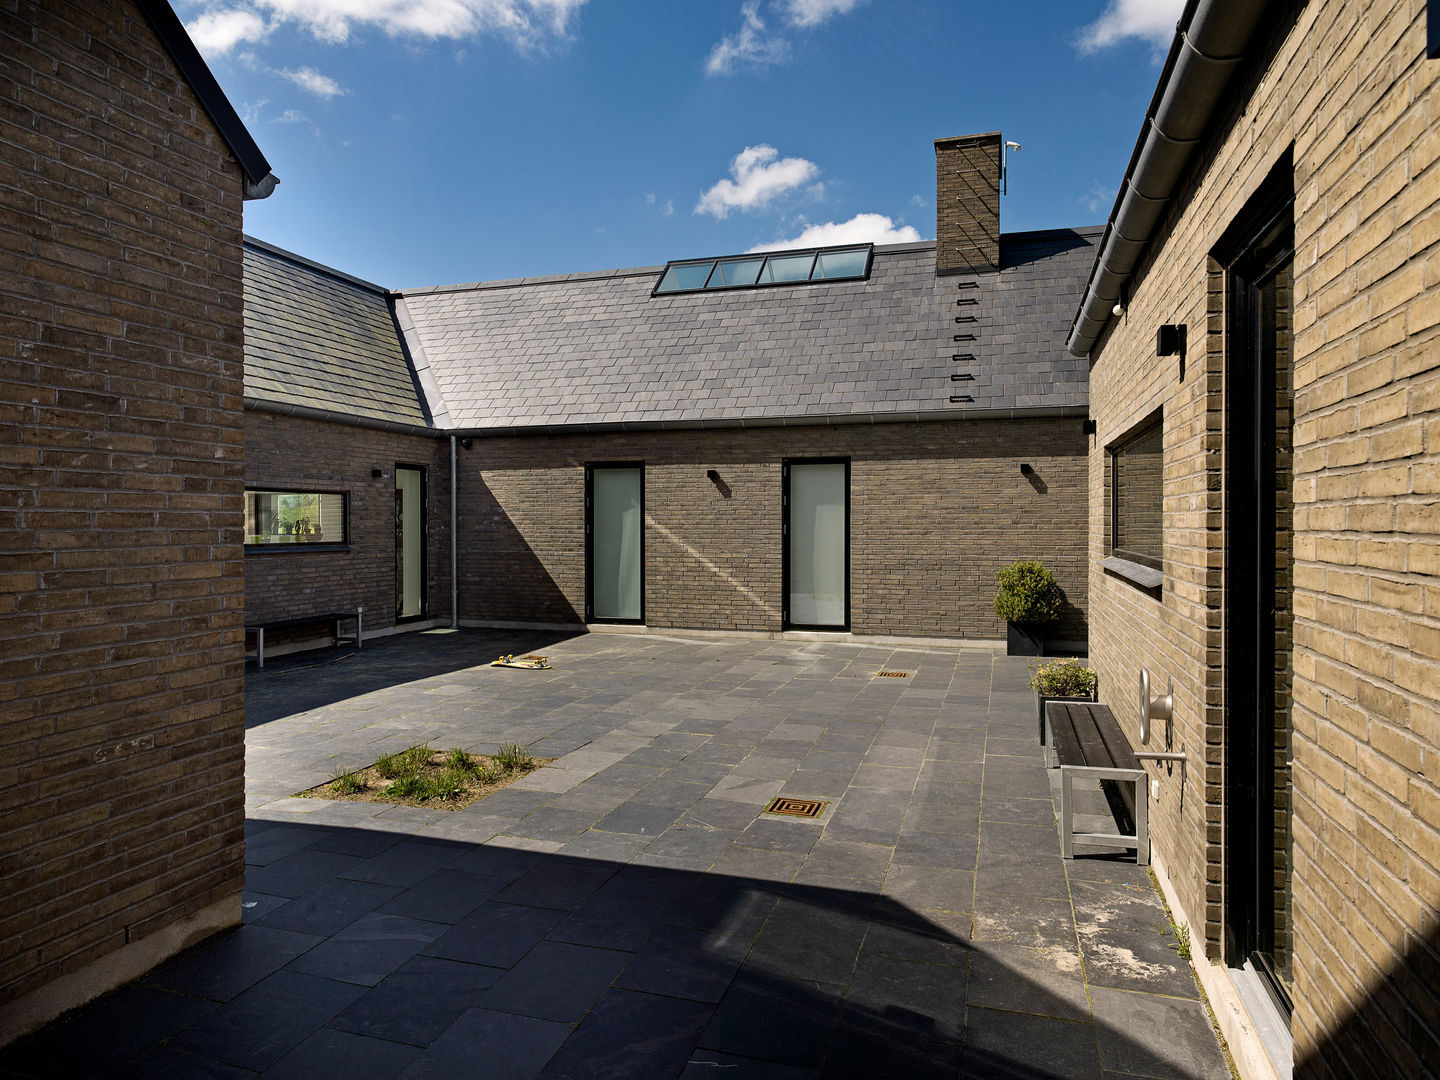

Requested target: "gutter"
[{"left": 1066, "top": 0, "right": 1275, "bottom": 358}]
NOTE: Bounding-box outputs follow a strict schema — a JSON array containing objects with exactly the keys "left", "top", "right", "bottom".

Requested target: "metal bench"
[
  {"left": 245, "top": 610, "right": 362, "bottom": 668},
  {"left": 1046, "top": 700, "right": 1149, "bottom": 865}
]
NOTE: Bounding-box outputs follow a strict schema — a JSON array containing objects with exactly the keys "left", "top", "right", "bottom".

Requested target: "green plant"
[
  {"left": 386, "top": 772, "right": 438, "bottom": 801},
  {"left": 993, "top": 559, "right": 1062, "bottom": 624},
  {"left": 1028, "top": 657, "right": 1098, "bottom": 697},
  {"left": 1156, "top": 917, "right": 1192, "bottom": 962},
  {"left": 446, "top": 747, "right": 475, "bottom": 773},
  {"left": 431, "top": 768, "right": 471, "bottom": 801},
  {"left": 493, "top": 743, "right": 535, "bottom": 772},
  {"left": 374, "top": 750, "right": 404, "bottom": 778},
  {"left": 331, "top": 765, "right": 365, "bottom": 795}
]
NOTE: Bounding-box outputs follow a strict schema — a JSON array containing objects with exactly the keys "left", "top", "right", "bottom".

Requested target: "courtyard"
[{"left": 1, "top": 630, "right": 1230, "bottom": 1079}]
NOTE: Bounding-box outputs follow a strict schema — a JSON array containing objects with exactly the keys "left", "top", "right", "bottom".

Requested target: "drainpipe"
[
  {"left": 1066, "top": 0, "right": 1275, "bottom": 357},
  {"left": 450, "top": 435, "right": 458, "bottom": 629}
]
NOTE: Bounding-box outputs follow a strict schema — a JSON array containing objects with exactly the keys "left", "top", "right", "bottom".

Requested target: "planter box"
[{"left": 1006, "top": 622, "right": 1046, "bottom": 656}]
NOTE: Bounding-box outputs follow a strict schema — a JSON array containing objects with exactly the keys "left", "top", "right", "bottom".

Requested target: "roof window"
[{"left": 654, "top": 244, "right": 872, "bottom": 296}]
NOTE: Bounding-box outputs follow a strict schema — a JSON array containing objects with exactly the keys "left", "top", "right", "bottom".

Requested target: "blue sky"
[{"left": 179, "top": 0, "right": 1185, "bottom": 289}]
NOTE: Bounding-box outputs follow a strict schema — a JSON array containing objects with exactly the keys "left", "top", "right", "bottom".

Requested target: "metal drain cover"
[
  {"left": 875, "top": 670, "right": 910, "bottom": 678},
  {"left": 766, "top": 796, "right": 827, "bottom": 818}
]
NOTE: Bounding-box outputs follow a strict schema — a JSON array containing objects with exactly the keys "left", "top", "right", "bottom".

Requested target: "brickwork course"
[
  {"left": 1083, "top": 2, "right": 1440, "bottom": 1077},
  {"left": 0, "top": 0, "right": 268, "bottom": 1041}
]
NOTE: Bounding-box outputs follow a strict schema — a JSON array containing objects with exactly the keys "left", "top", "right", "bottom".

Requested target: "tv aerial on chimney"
[{"left": 1003, "top": 140, "right": 1022, "bottom": 195}]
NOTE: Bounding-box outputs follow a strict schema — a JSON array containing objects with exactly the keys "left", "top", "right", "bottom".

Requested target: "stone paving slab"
[{"left": 0, "top": 629, "right": 1231, "bottom": 1080}]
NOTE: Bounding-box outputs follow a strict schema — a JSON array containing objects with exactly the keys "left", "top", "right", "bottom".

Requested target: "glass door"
[
  {"left": 395, "top": 466, "right": 426, "bottom": 620},
  {"left": 1225, "top": 201, "right": 1294, "bottom": 1016},
  {"left": 784, "top": 460, "right": 849, "bottom": 629},
  {"left": 587, "top": 464, "right": 643, "bottom": 623}
]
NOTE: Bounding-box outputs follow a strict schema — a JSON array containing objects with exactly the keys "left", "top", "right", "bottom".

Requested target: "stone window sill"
[{"left": 1102, "top": 556, "right": 1162, "bottom": 594}]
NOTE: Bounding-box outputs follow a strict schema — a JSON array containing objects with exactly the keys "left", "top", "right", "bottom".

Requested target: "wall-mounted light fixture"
[
  {"left": 1082, "top": 419, "right": 1097, "bottom": 436},
  {"left": 460, "top": 437, "right": 473, "bottom": 449},
  {"left": 1020, "top": 463, "right": 1034, "bottom": 476},
  {"left": 1156, "top": 323, "right": 1186, "bottom": 358},
  {"left": 371, "top": 468, "right": 383, "bottom": 478},
  {"left": 706, "top": 469, "right": 732, "bottom": 498}
]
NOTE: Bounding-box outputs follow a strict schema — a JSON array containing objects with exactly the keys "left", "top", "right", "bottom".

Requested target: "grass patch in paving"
[{"left": 300, "top": 743, "right": 552, "bottom": 810}]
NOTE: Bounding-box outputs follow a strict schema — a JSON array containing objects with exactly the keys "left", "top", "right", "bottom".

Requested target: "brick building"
[
  {"left": 0, "top": 0, "right": 274, "bottom": 1042},
  {"left": 243, "top": 135, "right": 1100, "bottom": 652},
  {"left": 1070, "top": 1, "right": 1440, "bottom": 1078}
]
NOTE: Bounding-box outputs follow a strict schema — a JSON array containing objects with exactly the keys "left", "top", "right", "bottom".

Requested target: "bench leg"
[
  {"left": 356, "top": 610, "right": 362, "bottom": 649},
  {"left": 256, "top": 627, "right": 265, "bottom": 669},
  {"left": 1060, "top": 767, "right": 1074, "bottom": 859},
  {"left": 1134, "top": 773, "right": 1150, "bottom": 866}
]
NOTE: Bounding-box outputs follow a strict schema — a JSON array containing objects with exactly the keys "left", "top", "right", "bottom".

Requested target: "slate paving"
[{"left": 0, "top": 629, "right": 1232, "bottom": 1079}]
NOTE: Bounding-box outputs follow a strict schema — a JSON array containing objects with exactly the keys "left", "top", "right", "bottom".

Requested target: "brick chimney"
[{"left": 934, "top": 132, "right": 1002, "bottom": 275}]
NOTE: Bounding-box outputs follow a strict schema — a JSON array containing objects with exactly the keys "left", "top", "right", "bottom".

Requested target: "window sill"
[
  {"left": 245, "top": 544, "right": 351, "bottom": 555},
  {"left": 1102, "top": 556, "right": 1162, "bottom": 593}
]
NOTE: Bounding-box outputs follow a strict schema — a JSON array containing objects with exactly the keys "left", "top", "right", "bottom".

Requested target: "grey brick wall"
[
  {"left": 455, "top": 418, "right": 1088, "bottom": 641},
  {"left": 0, "top": 0, "right": 248, "bottom": 1027},
  {"left": 243, "top": 412, "right": 452, "bottom": 638}
]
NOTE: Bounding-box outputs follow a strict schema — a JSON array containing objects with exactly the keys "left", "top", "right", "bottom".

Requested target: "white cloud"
[
  {"left": 280, "top": 65, "right": 347, "bottom": 97},
  {"left": 1075, "top": 0, "right": 1183, "bottom": 54},
  {"left": 783, "top": 0, "right": 864, "bottom": 28},
  {"left": 696, "top": 145, "right": 820, "bottom": 218},
  {"left": 748, "top": 212, "right": 923, "bottom": 252},
  {"left": 706, "top": 1, "right": 787, "bottom": 76},
  {"left": 186, "top": 8, "right": 269, "bottom": 54},
  {"left": 663, "top": 199, "right": 674, "bottom": 217},
  {"left": 186, "top": 0, "right": 585, "bottom": 56},
  {"left": 1080, "top": 181, "right": 1116, "bottom": 216}
]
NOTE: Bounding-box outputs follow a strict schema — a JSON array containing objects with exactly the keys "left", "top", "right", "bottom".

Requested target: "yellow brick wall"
[{"left": 1085, "top": 1, "right": 1440, "bottom": 1073}]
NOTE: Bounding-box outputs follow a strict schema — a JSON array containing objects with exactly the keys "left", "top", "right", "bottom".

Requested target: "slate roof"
[
  {"left": 394, "top": 228, "right": 1100, "bottom": 433},
  {"left": 243, "top": 239, "right": 429, "bottom": 428}
]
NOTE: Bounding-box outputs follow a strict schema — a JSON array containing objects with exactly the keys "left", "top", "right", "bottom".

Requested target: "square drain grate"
[
  {"left": 766, "top": 796, "right": 827, "bottom": 818},
  {"left": 875, "top": 670, "right": 910, "bottom": 678}
]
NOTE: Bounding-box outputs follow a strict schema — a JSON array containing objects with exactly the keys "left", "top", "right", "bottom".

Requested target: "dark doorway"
[{"left": 1222, "top": 179, "right": 1295, "bottom": 1017}]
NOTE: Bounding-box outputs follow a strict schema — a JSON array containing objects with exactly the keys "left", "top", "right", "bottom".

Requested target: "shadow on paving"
[
  {"left": 0, "top": 819, "right": 1227, "bottom": 1080},
  {"left": 245, "top": 628, "right": 585, "bottom": 728}
]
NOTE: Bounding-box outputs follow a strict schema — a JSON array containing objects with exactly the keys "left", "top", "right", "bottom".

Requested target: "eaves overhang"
[
  {"left": 1066, "top": 0, "right": 1282, "bottom": 358},
  {"left": 135, "top": 0, "right": 278, "bottom": 199}
]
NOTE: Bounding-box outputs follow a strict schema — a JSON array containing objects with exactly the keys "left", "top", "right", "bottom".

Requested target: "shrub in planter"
[
  {"left": 1028, "top": 657, "right": 1098, "bottom": 698},
  {"left": 1030, "top": 657, "right": 1099, "bottom": 750},
  {"left": 994, "top": 559, "right": 1061, "bottom": 655}
]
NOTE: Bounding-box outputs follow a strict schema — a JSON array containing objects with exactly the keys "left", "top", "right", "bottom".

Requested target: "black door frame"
[
  {"left": 394, "top": 463, "right": 428, "bottom": 622},
  {"left": 584, "top": 462, "right": 645, "bottom": 625},
  {"left": 782, "top": 457, "right": 851, "bottom": 631},
  {"left": 1219, "top": 163, "right": 1294, "bottom": 1015}
]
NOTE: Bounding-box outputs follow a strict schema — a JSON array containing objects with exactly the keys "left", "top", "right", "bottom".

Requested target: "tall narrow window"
[
  {"left": 587, "top": 464, "right": 643, "bottom": 623},
  {"left": 1109, "top": 416, "right": 1164, "bottom": 572},
  {"left": 784, "top": 460, "right": 849, "bottom": 629},
  {"left": 395, "top": 466, "right": 426, "bottom": 620},
  {"left": 1222, "top": 178, "right": 1295, "bottom": 1019}
]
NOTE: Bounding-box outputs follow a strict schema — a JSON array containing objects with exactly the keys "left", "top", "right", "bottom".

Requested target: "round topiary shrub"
[{"left": 993, "top": 559, "right": 1062, "bottom": 624}]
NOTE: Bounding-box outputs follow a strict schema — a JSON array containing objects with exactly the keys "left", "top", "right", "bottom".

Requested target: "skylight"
[{"left": 653, "top": 244, "right": 873, "bottom": 296}]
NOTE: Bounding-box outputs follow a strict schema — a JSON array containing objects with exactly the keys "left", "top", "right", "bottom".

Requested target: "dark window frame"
[
  {"left": 1104, "top": 412, "right": 1164, "bottom": 590},
  {"left": 394, "top": 463, "right": 429, "bottom": 622},
  {"left": 585, "top": 462, "right": 645, "bottom": 625},
  {"left": 782, "top": 457, "right": 851, "bottom": 632},
  {"left": 244, "top": 487, "right": 349, "bottom": 551}
]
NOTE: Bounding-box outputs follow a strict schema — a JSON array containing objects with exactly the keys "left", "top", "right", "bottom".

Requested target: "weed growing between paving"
[{"left": 303, "top": 743, "right": 549, "bottom": 810}]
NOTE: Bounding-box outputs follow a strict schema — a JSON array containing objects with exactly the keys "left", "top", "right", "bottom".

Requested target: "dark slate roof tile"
[{"left": 243, "top": 238, "right": 428, "bottom": 427}]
